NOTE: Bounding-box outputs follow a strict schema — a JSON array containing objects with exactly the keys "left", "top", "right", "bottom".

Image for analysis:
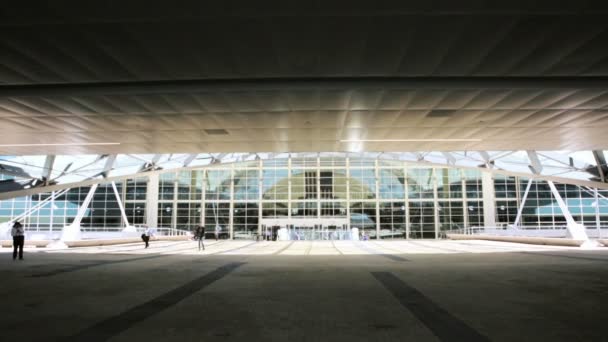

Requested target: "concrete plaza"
[{"left": 1, "top": 240, "right": 607, "bottom": 342}]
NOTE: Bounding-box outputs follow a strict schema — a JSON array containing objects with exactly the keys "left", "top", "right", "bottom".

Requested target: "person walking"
[
  {"left": 11, "top": 221, "right": 25, "bottom": 260},
  {"left": 195, "top": 226, "right": 205, "bottom": 251},
  {"left": 141, "top": 225, "right": 153, "bottom": 248}
]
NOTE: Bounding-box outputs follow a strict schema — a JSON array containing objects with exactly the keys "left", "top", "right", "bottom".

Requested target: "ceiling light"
[
  {"left": 340, "top": 139, "right": 481, "bottom": 142},
  {"left": 0, "top": 142, "right": 120, "bottom": 147}
]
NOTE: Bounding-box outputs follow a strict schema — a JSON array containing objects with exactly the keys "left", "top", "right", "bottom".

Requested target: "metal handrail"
[
  {"left": 444, "top": 225, "right": 608, "bottom": 238},
  {"left": 19, "top": 226, "right": 191, "bottom": 236}
]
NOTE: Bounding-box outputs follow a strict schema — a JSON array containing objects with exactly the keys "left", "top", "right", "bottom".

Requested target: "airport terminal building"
[
  {"left": 2, "top": 152, "right": 607, "bottom": 240},
  {"left": 3, "top": 3, "right": 608, "bottom": 342},
  {"left": 0, "top": 1, "right": 608, "bottom": 244}
]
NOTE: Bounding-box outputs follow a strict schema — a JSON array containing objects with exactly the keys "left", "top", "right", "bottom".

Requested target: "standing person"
[
  {"left": 11, "top": 221, "right": 25, "bottom": 260},
  {"left": 195, "top": 226, "right": 205, "bottom": 251},
  {"left": 141, "top": 225, "right": 153, "bottom": 248},
  {"left": 214, "top": 224, "right": 221, "bottom": 241}
]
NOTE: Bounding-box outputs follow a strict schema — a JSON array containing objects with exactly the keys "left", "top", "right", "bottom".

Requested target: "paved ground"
[{"left": 1, "top": 240, "right": 607, "bottom": 342}]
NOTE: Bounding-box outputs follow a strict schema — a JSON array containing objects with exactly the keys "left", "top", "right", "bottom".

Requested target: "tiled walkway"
[
  {"left": 2, "top": 239, "right": 608, "bottom": 342},
  {"left": 19, "top": 239, "right": 596, "bottom": 256}
]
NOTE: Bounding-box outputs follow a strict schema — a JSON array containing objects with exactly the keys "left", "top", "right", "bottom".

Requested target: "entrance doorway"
[{"left": 260, "top": 218, "right": 354, "bottom": 241}]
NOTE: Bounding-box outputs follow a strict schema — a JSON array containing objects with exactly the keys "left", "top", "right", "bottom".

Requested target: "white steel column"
[
  {"left": 201, "top": 171, "right": 206, "bottom": 227},
  {"left": 317, "top": 157, "right": 322, "bottom": 219},
  {"left": 594, "top": 188, "right": 601, "bottom": 238},
  {"left": 288, "top": 157, "right": 292, "bottom": 221},
  {"left": 375, "top": 159, "right": 380, "bottom": 239},
  {"left": 404, "top": 165, "right": 410, "bottom": 239},
  {"left": 229, "top": 167, "right": 234, "bottom": 239},
  {"left": 482, "top": 171, "right": 496, "bottom": 227},
  {"left": 513, "top": 179, "right": 533, "bottom": 228},
  {"left": 50, "top": 191, "right": 55, "bottom": 234},
  {"left": 258, "top": 159, "right": 263, "bottom": 236},
  {"left": 111, "top": 181, "right": 131, "bottom": 228},
  {"left": 62, "top": 183, "right": 98, "bottom": 241},
  {"left": 146, "top": 174, "right": 159, "bottom": 227},
  {"left": 346, "top": 157, "right": 351, "bottom": 230},
  {"left": 433, "top": 168, "right": 439, "bottom": 239},
  {"left": 42, "top": 155, "right": 55, "bottom": 186},
  {"left": 462, "top": 170, "right": 469, "bottom": 230},
  {"left": 172, "top": 177, "right": 178, "bottom": 229},
  {"left": 547, "top": 181, "right": 589, "bottom": 241}
]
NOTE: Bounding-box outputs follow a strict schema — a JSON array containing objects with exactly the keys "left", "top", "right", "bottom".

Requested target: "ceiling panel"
[
  {"left": 1, "top": 2, "right": 608, "bottom": 85},
  {"left": 1, "top": 2, "right": 608, "bottom": 154},
  {"left": 1, "top": 88, "right": 605, "bottom": 154}
]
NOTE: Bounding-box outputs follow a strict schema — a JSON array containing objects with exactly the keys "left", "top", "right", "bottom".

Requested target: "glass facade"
[
  {"left": 2, "top": 157, "right": 608, "bottom": 239},
  {"left": 0, "top": 178, "right": 147, "bottom": 229}
]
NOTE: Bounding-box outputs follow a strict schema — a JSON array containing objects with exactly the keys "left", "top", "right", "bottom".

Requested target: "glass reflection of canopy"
[{"left": 0, "top": 151, "right": 606, "bottom": 196}]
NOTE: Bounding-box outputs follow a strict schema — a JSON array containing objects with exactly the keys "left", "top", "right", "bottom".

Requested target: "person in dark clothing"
[
  {"left": 195, "top": 226, "right": 205, "bottom": 251},
  {"left": 272, "top": 226, "right": 279, "bottom": 241},
  {"left": 141, "top": 226, "right": 153, "bottom": 248},
  {"left": 141, "top": 233, "right": 149, "bottom": 248},
  {"left": 11, "top": 221, "right": 25, "bottom": 260}
]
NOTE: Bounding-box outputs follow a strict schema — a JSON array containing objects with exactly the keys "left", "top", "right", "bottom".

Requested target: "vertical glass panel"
[
  {"left": 466, "top": 200, "right": 484, "bottom": 227},
  {"left": 126, "top": 177, "right": 148, "bottom": 200},
  {"left": 378, "top": 159, "right": 403, "bottom": 167},
  {"left": 350, "top": 202, "right": 377, "bottom": 238},
  {"left": 125, "top": 202, "right": 146, "bottom": 225},
  {"left": 81, "top": 183, "right": 122, "bottom": 228},
  {"left": 261, "top": 202, "right": 288, "bottom": 217},
  {"left": 205, "top": 170, "right": 232, "bottom": 200},
  {"left": 494, "top": 174, "right": 517, "bottom": 199},
  {"left": 320, "top": 201, "right": 347, "bottom": 217},
  {"left": 159, "top": 172, "right": 176, "bottom": 200},
  {"left": 378, "top": 168, "right": 405, "bottom": 200},
  {"left": 317, "top": 169, "right": 347, "bottom": 200},
  {"left": 319, "top": 157, "right": 346, "bottom": 167},
  {"left": 409, "top": 201, "right": 435, "bottom": 238},
  {"left": 379, "top": 202, "right": 406, "bottom": 239},
  {"left": 262, "top": 168, "right": 289, "bottom": 200},
  {"left": 496, "top": 200, "right": 517, "bottom": 225},
  {"left": 349, "top": 158, "right": 375, "bottom": 167},
  {"left": 233, "top": 202, "right": 259, "bottom": 239},
  {"left": 290, "top": 157, "right": 317, "bottom": 168},
  {"left": 176, "top": 202, "right": 201, "bottom": 231},
  {"left": 349, "top": 168, "right": 376, "bottom": 200},
  {"left": 436, "top": 168, "right": 462, "bottom": 199},
  {"left": 262, "top": 158, "right": 289, "bottom": 167},
  {"left": 291, "top": 168, "right": 305, "bottom": 200},
  {"left": 176, "top": 170, "right": 203, "bottom": 201},
  {"left": 157, "top": 203, "right": 173, "bottom": 227},
  {"left": 407, "top": 168, "right": 434, "bottom": 199},
  {"left": 204, "top": 202, "right": 230, "bottom": 237},
  {"left": 520, "top": 180, "right": 556, "bottom": 227},
  {"left": 437, "top": 201, "right": 464, "bottom": 232},
  {"left": 292, "top": 202, "right": 318, "bottom": 217},
  {"left": 177, "top": 171, "right": 192, "bottom": 201},
  {"left": 233, "top": 169, "right": 259, "bottom": 201},
  {"left": 290, "top": 169, "right": 321, "bottom": 200},
  {"left": 463, "top": 169, "right": 483, "bottom": 199},
  {"left": 330, "top": 169, "right": 347, "bottom": 200}
]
